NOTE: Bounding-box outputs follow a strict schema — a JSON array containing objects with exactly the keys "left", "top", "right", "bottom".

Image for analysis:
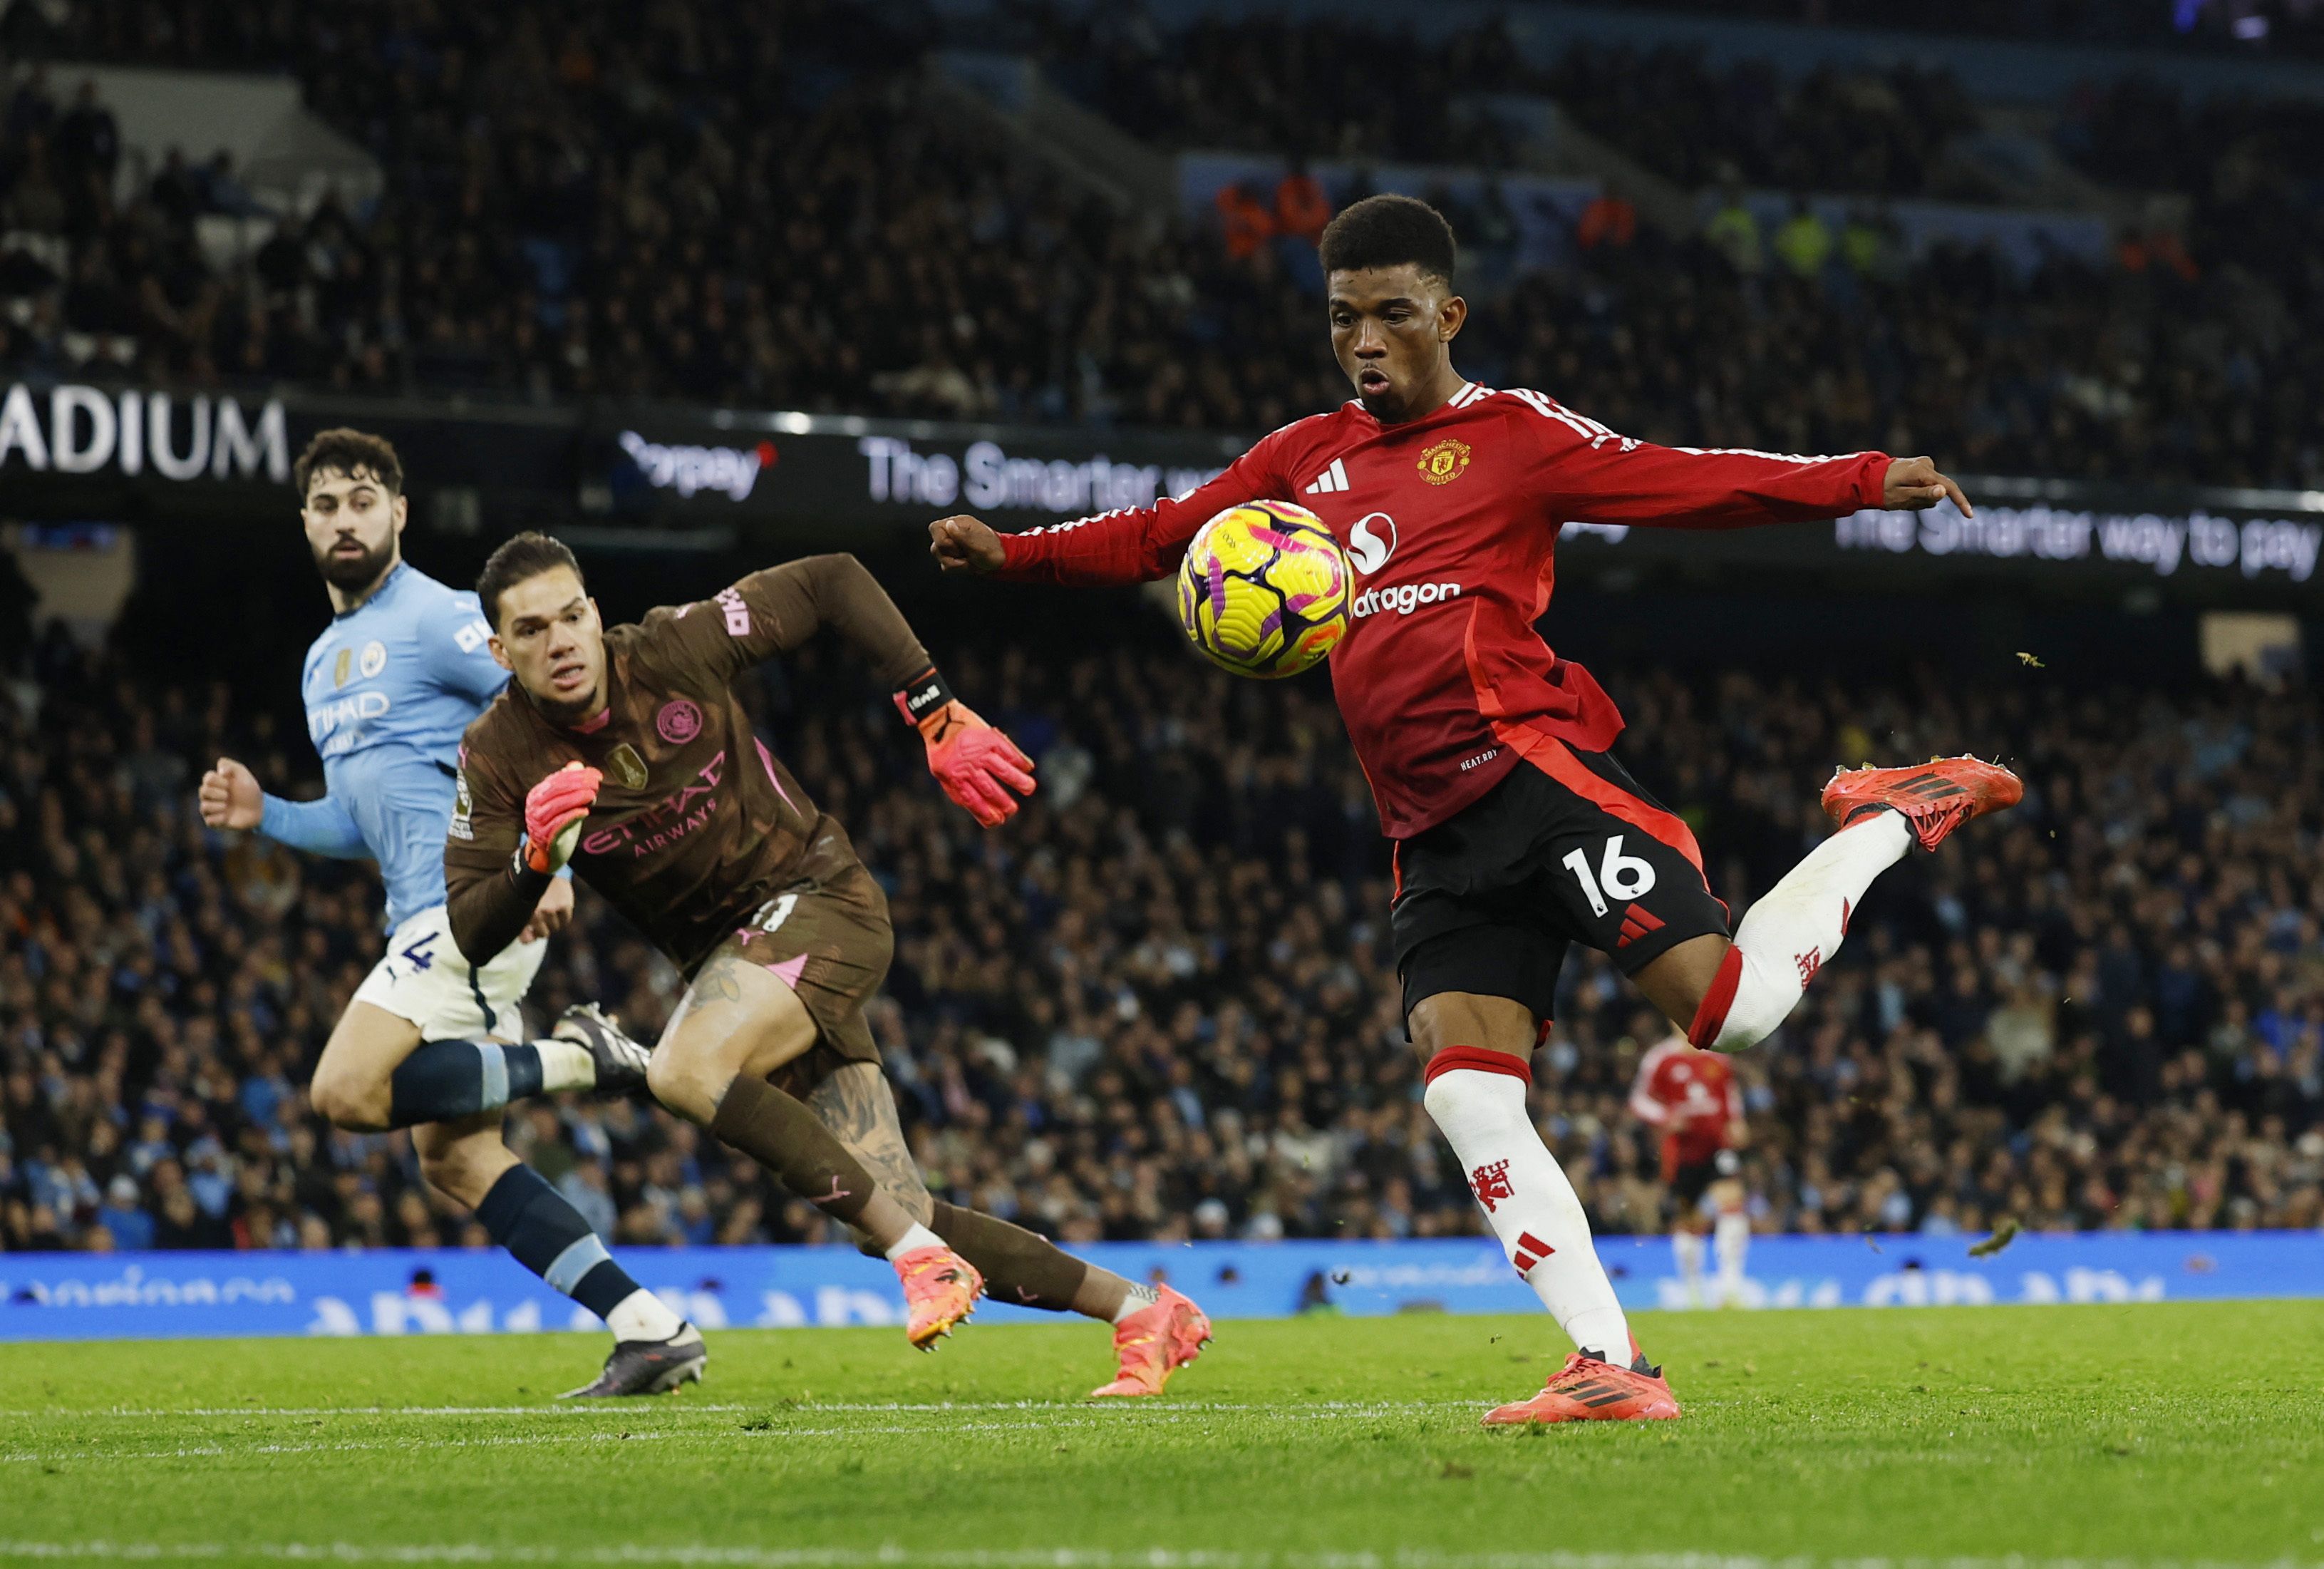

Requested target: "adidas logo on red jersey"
[
  {"left": 1302, "top": 458, "right": 1350, "bottom": 495},
  {"left": 1615, "top": 902, "right": 1664, "bottom": 948}
]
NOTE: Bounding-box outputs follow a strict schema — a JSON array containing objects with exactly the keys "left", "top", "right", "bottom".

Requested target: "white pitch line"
[
  {"left": 0, "top": 1404, "right": 1489, "bottom": 1467},
  {"left": 0, "top": 1399, "right": 1479, "bottom": 1421},
  {"left": 0, "top": 1545, "right": 2313, "bottom": 1569}
]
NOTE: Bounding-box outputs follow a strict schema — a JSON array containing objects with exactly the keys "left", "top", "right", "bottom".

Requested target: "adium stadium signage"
[{"left": 0, "top": 381, "right": 289, "bottom": 483}]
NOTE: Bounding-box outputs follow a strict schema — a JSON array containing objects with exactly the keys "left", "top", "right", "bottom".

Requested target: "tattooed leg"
[
  {"left": 646, "top": 950, "right": 815, "bottom": 1120},
  {"left": 810, "top": 1061, "right": 1140, "bottom": 1320},
  {"left": 806, "top": 1062, "right": 936, "bottom": 1226},
  {"left": 644, "top": 952, "right": 924, "bottom": 1250}
]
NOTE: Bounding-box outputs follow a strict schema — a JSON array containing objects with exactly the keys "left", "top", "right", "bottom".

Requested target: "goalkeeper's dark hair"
[
  {"left": 294, "top": 427, "right": 403, "bottom": 500},
  {"left": 477, "top": 531, "right": 585, "bottom": 629},
  {"left": 1318, "top": 195, "right": 1457, "bottom": 287}
]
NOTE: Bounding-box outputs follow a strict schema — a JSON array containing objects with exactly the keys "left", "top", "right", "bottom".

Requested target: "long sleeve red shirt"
[{"left": 996, "top": 384, "right": 1888, "bottom": 838}]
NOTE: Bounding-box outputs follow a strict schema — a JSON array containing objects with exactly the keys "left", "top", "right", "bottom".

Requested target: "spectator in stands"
[
  {"left": 1217, "top": 179, "right": 1277, "bottom": 261},
  {"left": 1705, "top": 180, "right": 1763, "bottom": 274},
  {"left": 53, "top": 78, "right": 117, "bottom": 192},
  {"left": 1576, "top": 182, "right": 1638, "bottom": 254},
  {"left": 1838, "top": 205, "right": 1902, "bottom": 282},
  {"left": 1274, "top": 162, "right": 1331, "bottom": 246},
  {"left": 1772, "top": 195, "right": 1834, "bottom": 279}
]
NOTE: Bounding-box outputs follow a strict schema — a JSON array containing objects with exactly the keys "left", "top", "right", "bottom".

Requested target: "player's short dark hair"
[
  {"left": 477, "top": 531, "right": 584, "bottom": 629},
  {"left": 1318, "top": 195, "right": 1458, "bottom": 287},
  {"left": 294, "top": 428, "right": 403, "bottom": 500}
]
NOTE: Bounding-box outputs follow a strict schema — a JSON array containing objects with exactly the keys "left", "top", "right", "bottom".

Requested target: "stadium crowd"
[
  {"left": 4, "top": 595, "right": 2319, "bottom": 1258},
  {"left": 4, "top": 4, "right": 2324, "bottom": 483},
  {"left": 1024, "top": 9, "right": 1976, "bottom": 200}
]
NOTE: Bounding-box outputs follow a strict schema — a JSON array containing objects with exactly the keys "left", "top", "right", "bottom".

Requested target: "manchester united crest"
[{"left": 1417, "top": 437, "right": 1472, "bottom": 485}]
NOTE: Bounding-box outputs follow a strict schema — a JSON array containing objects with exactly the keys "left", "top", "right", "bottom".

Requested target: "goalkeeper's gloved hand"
[
  {"left": 521, "top": 761, "right": 601, "bottom": 873},
  {"left": 893, "top": 667, "right": 1036, "bottom": 828}
]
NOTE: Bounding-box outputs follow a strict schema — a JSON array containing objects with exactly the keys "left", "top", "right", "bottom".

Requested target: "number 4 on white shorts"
[{"left": 1561, "top": 835, "right": 1658, "bottom": 918}]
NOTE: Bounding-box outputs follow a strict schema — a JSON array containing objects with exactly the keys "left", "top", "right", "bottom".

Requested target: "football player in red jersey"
[
  {"left": 1631, "top": 1027, "right": 1750, "bottom": 1308},
  {"left": 930, "top": 195, "right": 2020, "bottom": 1425}
]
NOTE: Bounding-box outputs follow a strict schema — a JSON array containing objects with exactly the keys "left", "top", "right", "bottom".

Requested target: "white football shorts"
[{"left": 351, "top": 903, "right": 549, "bottom": 1042}]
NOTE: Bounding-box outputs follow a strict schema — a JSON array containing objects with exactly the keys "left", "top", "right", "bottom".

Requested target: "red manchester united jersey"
[
  {"left": 995, "top": 385, "right": 1887, "bottom": 837},
  {"left": 1630, "top": 1036, "right": 1744, "bottom": 1169}
]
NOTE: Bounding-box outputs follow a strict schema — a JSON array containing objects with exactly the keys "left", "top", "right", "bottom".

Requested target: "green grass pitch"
[{"left": 2, "top": 1302, "right": 2319, "bottom": 1566}]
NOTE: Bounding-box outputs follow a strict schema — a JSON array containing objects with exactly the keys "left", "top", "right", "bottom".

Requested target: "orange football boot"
[
  {"left": 1482, "top": 1350, "right": 1682, "bottom": 1426},
  {"left": 1089, "top": 1285, "right": 1213, "bottom": 1398},
  {"left": 894, "top": 1245, "right": 983, "bottom": 1350},
  {"left": 1820, "top": 755, "right": 2022, "bottom": 851}
]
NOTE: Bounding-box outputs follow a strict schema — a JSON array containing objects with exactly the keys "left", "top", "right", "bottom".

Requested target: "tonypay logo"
[
  {"left": 618, "top": 430, "right": 769, "bottom": 501},
  {"left": 1348, "top": 511, "right": 1396, "bottom": 575},
  {"left": 1350, "top": 580, "right": 1462, "bottom": 619}
]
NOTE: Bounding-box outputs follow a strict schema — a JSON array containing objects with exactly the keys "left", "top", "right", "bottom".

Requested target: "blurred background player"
[
  {"left": 196, "top": 429, "right": 696, "bottom": 1398},
  {"left": 931, "top": 193, "right": 2020, "bottom": 1425},
  {"left": 1629, "top": 1025, "right": 1750, "bottom": 1308},
  {"left": 445, "top": 535, "right": 1212, "bottom": 1396}
]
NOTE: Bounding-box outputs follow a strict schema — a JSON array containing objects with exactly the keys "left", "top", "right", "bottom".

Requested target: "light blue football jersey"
[{"left": 258, "top": 561, "right": 509, "bottom": 930}]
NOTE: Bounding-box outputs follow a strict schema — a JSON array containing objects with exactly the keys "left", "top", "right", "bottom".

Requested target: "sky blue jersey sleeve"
[
  {"left": 419, "top": 590, "right": 508, "bottom": 708},
  {"left": 258, "top": 791, "right": 370, "bottom": 859}
]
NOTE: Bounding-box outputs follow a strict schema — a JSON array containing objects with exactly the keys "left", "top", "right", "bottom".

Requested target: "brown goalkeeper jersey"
[{"left": 444, "top": 555, "right": 929, "bottom": 974}]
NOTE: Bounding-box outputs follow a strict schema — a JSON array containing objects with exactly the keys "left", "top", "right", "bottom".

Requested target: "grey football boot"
[
  {"left": 552, "top": 1002, "right": 652, "bottom": 1097},
  {"left": 561, "top": 1323, "right": 708, "bottom": 1398}
]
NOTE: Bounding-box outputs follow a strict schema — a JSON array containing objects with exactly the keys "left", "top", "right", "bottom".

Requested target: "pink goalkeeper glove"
[
  {"left": 894, "top": 668, "right": 1036, "bottom": 828},
  {"left": 522, "top": 761, "right": 601, "bottom": 873}
]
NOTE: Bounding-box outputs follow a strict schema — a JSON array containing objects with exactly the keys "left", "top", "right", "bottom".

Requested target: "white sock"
[
  {"left": 884, "top": 1221, "right": 946, "bottom": 1261},
  {"left": 533, "top": 1038, "right": 597, "bottom": 1094},
  {"left": 1715, "top": 1212, "right": 1750, "bottom": 1302},
  {"left": 1693, "top": 811, "right": 1911, "bottom": 1051},
  {"left": 1422, "top": 1052, "right": 1632, "bottom": 1362},
  {"left": 1672, "top": 1229, "right": 1705, "bottom": 1305},
  {"left": 604, "top": 1287, "right": 684, "bottom": 1343},
  {"left": 1111, "top": 1282, "right": 1161, "bottom": 1323}
]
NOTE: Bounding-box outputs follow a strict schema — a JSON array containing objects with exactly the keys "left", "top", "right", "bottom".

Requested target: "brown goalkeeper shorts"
[{"left": 695, "top": 831, "right": 894, "bottom": 1099}]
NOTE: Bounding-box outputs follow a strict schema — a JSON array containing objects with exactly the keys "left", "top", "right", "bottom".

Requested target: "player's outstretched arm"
[
  {"left": 929, "top": 429, "right": 1296, "bottom": 587},
  {"left": 744, "top": 553, "right": 936, "bottom": 687},
  {"left": 200, "top": 756, "right": 368, "bottom": 858},
  {"left": 1522, "top": 398, "right": 1971, "bottom": 530},
  {"left": 693, "top": 553, "right": 1037, "bottom": 826}
]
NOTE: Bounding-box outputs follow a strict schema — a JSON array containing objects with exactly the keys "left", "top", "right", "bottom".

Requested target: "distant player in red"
[
  {"left": 1630, "top": 1031, "right": 1750, "bottom": 1308},
  {"left": 931, "top": 195, "right": 2020, "bottom": 1425}
]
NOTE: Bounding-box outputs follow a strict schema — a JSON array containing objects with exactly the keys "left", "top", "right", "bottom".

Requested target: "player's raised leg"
[
  {"left": 314, "top": 995, "right": 639, "bottom": 1148},
  {"left": 1411, "top": 987, "right": 1681, "bottom": 1426},
  {"left": 1635, "top": 756, "right": 2022, "bottom": 1053},
  {"left": 805, "top": 1061, "right": 1212, "bottom": 1397},
  {"left": 644, "top": 950, "right": 984, "bottom": 1349}
]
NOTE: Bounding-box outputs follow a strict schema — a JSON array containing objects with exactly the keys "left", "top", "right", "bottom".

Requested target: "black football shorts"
[
  {"left": 1390, "top": 741, "right": 1731, "bottom": 1027},
  {"left": 1670, "top": 1148, "right": 1742, "bottom": 1208}
]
